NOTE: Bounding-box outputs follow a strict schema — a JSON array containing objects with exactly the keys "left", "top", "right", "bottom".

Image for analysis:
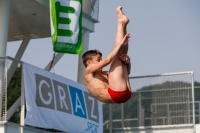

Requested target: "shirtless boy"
[{"left": 82, "top": 6, "right": 131, "bottom": 104}]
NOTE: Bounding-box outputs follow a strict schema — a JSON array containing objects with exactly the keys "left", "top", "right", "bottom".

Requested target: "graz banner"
[
  {"left": 23, "top": 63, "right": 102, "bottom": 133},
  {"left": 50, "top": 0, "right": 82, "bottom": 54}
]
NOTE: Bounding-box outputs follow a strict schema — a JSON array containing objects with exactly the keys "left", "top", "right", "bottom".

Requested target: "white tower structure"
[{"left": 0, "top": 0, "right": 99, "bottom": 133}]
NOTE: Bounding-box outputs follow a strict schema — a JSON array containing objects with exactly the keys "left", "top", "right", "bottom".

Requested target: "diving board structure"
[{"left": 0, "top": 0, "right": 99, "bottom": 133}]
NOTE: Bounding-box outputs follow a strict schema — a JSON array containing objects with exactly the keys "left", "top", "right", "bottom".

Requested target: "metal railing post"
[
  {"left": 20, "top": 64, "right": 25, "bottom": 133},
  {"left": 4, "top": 66, "right": 7, "bottom": 121},
  {"left": 138, "top": 92, "right": 142, "bottom": 126},
  {"left": 199, "top": 102, "right": 200, "bottom": 124},
  {"left": 121, "top": 103, "right": 124, "bottom": 128},
  {"left": 191, "top": 72, "right": 195, "bottom": 133},
  {"left": 109, "top": 104, "right": 113, "bottom": 133}
]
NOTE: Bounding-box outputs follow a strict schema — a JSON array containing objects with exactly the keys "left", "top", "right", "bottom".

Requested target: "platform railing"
[
  {"left": 0, "top": 56, "right": 197, "bottom": 133},
  {"left": 0, "top": 56, "right": 24, "bottom": 126},
  {"left": 103, "top": 71, "right": 195, "bottom": 133}
]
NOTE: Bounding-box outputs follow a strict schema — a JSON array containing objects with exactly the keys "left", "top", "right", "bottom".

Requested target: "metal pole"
[
  {"left": 4, "top": 67, "right": 7, "bottom": 121},
  {"left": 199, "top": 102, "right": 200, "bottom": 124},
  {"left": 121, "top": 103, "right": 124, "bottom": 128},
  {"left": 141, "top": 107, "right": 145, "bottom": 126},
  {"left": 155, "top": 97, "right": 157, "bottom": 125},
  {"left": 167, "top": 104, "right": 170, "bottom": 125},
  {"left": 151, "top": 104, "right": 153, "bottom": 125},
  {"left": 77, "top": 30, "right": 89, "bottom": 84},
  {"left": 191, "top": 72, "right": 195, "bottom": 133},
  {"left": 0, "top": 0, "right": 11, "bottom": 121},
  {"left": 109, "top": 104, "right": 113, "bottom": 133},
  {"left": 20, "top": 64, "right": 25, "bottom": 133},
  {"left": 187, "top": 97, "right": 190, "bottom": 123},
  {"left": 138, "top": 92, "right": 141, "bottom": 126},
  {"left": 0, "top": 0, "right": 10, "bottom": 56}
]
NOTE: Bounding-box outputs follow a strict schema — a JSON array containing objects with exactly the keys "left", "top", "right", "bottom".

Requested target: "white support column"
[
  {"left": 15, "top": 36, "right": 31, "bottom": 60},
  {"left": 7, "top": 36, "right": 31, "bottom": 85},
  {"left": 0, "top": 0, "right": 10, "bottom": 56},
  {"left": 77, "top": 30, "right": 90, "bottom": 84},
  {"left": 0, "top": 0, "right": 11, "bottom": 120}
]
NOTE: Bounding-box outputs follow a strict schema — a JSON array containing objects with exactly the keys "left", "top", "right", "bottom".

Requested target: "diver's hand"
[
  {"left": 120, "top": 33, "right": 131, "bottom": 46},
  {"left": 119, "top": 54, "right": 130, "bottom": 64}
]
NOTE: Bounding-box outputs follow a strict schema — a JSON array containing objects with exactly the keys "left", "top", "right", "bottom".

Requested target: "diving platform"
[{"left": 0, "top": 0, "right": 99, "bottom": 133}]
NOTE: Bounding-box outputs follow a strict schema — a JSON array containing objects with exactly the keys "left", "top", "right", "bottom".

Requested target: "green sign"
[{"left": 50, "top": 0, "right": 82, "bottom": 54}]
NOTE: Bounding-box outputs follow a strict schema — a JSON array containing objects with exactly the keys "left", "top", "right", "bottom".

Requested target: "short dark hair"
[{"left": 82, "top": 49, "right": 102, "bottom": 67}]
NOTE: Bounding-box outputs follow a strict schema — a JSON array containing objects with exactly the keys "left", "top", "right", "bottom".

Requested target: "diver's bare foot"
[{"left": 116, "top": 6, "right": 129, "bottom": 24}]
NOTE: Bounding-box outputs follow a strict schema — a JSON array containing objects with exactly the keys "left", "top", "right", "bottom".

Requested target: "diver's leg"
[{"left": 108, "top": 6, "right": 131, "bottom": 91}]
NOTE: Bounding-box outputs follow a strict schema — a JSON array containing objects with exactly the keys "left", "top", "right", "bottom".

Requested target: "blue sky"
[{"left": 7, "top": 0, "right": 200, "bottom": 83}]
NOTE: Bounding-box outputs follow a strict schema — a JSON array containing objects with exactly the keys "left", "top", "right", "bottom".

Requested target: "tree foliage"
[{"left": 7, "top": 67, "right": 21, "bottom": 124}]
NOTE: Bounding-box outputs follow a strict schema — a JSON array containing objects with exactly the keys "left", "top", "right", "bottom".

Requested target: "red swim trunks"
[{"left": 108, "top": 88, "right": 132, "bottom": 104}]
